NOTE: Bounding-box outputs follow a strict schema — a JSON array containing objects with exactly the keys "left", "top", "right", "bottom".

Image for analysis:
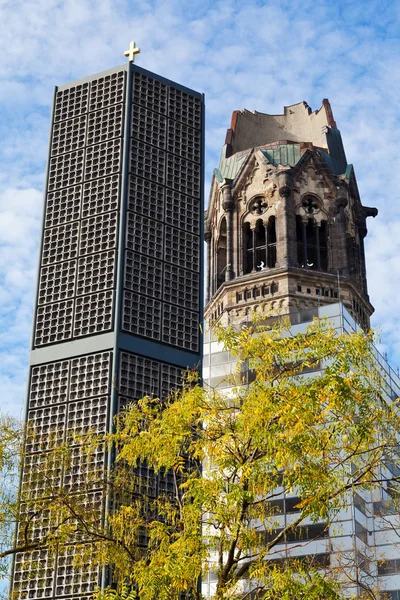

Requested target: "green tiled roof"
[
  {"left": 218, "top": 143, "right": 302, "bottom": 182},
  {"left": 261, "top": 143, "right": 301, "bottom": 167},
  {"left": 218, "top": 145, "right": 251, "bottom": 181},
  {"left": 217, "top": 140, "right": 348, "bottom": 184}
]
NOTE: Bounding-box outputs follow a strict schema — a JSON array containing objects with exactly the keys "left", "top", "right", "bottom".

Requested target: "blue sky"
[{"left": 1, "top": 0, "right": 400, "bottom": 418}]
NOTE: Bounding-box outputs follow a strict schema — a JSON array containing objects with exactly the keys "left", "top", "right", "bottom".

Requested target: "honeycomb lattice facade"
[{"left": 11, "top": 63, "right": 204, "bottom": 599}]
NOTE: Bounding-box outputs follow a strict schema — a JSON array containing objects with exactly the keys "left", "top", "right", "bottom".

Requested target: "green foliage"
[
  {"left": 91, "top": 317, "right": 400, "bottom": 599},
  {"left": 4, "top": 318, "right": 400, "bottom": 599},
  {"left": 0, "top": 415, "right": 22, "bottom": 581}
]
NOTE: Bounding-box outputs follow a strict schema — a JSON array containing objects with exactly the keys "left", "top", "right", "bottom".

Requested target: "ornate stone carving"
[
  {"left": 248, "top": 196, "right": 268, "bottom": 215},
  {"left": 302, "top": 196, "right": 320, "bottom": 215}
]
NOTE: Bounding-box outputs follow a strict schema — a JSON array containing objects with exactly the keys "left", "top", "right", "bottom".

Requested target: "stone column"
[
  {"left": 251, "top": 223, "right": 257, "bottom": 272},
  {"left": 302, "top": 219, "right": 308, "bottom": 267},
  {"left": 332, "top": 191, "right": 348, "bottom": 276},
  {"left": 358, "top": 222, "right": 368, "bottom": 297},
  {"left": 204, "top": 224, "right": 212, "bottom": 303},
  {"left": 264, "top": 220, "right": 269, "bottom": 267},
  {"left": 221, "top": 182, "right": 234, "bottom": 281},
  {"left": 314, "top": 221, "right": 321, "bottom": 270},
  {"left": 276, "top": 171, "right": 295, "bottom": 268}
]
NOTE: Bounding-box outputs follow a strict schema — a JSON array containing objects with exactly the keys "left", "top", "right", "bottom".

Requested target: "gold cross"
[{"left": 124, "top": 41, "right": 140, "bottom": 62}]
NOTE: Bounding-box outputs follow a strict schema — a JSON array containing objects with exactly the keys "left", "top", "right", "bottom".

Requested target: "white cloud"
[{"left": 1, "top": 0, "right": 400, "bottom": 418}]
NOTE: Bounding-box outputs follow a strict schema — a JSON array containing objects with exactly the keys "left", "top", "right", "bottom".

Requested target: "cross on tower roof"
[{"left": 124, "top": 41, "right": 140, "bottom": 62}]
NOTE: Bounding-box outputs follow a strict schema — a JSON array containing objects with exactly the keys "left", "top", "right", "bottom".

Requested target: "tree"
[
  {"left": 0, "top": 414, "right": 21, "bottom": 582},
  {"left": 6, "top": 317, "right": 400, "bottom": 599},
  {"left": 90, "top": 317, "right": 400, "bottom": 600}
]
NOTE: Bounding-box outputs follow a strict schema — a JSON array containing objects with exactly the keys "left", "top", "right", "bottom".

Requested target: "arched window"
[
  {"left": 243, "top": 222, "right": 252, "bottom": 274},
  {"left": 296, "top": 216, "right": 328, "bottom": 271},
  {"left": 243, "top": 218, "right": 277, "bottom": 273},
  {"left": 319, "top": 221, "right": 328, "bottom": 271},
  {"left": 244, "top": 220, "right": 265, "bottom": 273},
  {"left": 254, "top": 220, "right": 266, "bottom": 269},
  {"left": 217, "top": 218, "right": 227, "bottom": 288},
  {"left": 266, "top": 216, "right": 277, "bottom": 268}
]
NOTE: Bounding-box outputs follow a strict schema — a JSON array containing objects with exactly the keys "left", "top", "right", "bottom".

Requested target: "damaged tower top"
[{"left": 205, "top": 99, "right": 377, "bottom": 330}]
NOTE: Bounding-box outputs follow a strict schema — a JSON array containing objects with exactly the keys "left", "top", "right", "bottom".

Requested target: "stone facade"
[{"left": 205, "top": 100, "right": 377, "bottom": 330}]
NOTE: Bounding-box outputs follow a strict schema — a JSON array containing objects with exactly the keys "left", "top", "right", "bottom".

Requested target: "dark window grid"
[
  {"left": 89, "top": 71, "right": 126, "bottom": 112},
  {"left": 73, "top": 289, "right": 114, "bottom": 338},
  {"left": 25, "top": 404, "right": 68, "bottom": 454},
  {"left": 127, "top": 175, "right": 165, "bottom": 222},
  {"left": 34, "top": 299, "right": 75, "bottom": 347},
  {"left": 125, "top": 211, "right": 164, "bottom": 261},
  {"left": 37, "top": 250, "right": 117, "bottom": 315},
  {"left": 130, "top": 140, "right": 166, "bottom": 186},
  {"left": 43, "top": 175, "right": 120, "bottom": 247},
  {"left": 165, "top": 153, "right": 201, "bottom": 197},
  {"left": 262, "top": 523, "right": 329, "bottom": 544},
  {"left": 164, "top": 188, "right": 201, "bottom": 234},
  {"left": 66, "top": 396, "right": 109, "bottom": 444},
  {"left": 55, "top": 544, "right": 101, "bottom": 595},
  {"left": 54, "top": 83, "right": 89, "bottom": 123},
  {"left": 122, "top": 291, "right": 162, "bottom": 341},
  {"left": 160, "top": 363, "right": 185, "bottom": 397},
  {"left": 16, "top": 503, "right": 56, "bottom": 545},
  {"left": 127, "top": 177, "right": 201, "bottom": 235},
  {"left": 51, "top": 114, "right": 87, "bottom": 157},
  {"left": 131, "top": 103, "right": 167, "bottom": 150},
  {"left": 167, "top": 87, "right": 202, "bottom": 130},
  {"left": 69, "top": 352, "right": 112, "bottom": 401},
  {"left": 119, "top": 351, "right": 161, "bottom": 401},
  {"left": 164, "top": 225, "right": 200, "bottom": 273},
  {"left": 131, "top": 71, "right": 168, "bottom": 116},
  {"left": 84, "top": 138, "right": 122, "bottom": 182},
  {"left": 129, "top": 142, "right": 201, "bottom": 195},
  {"left": 378, "top": 559, "right": 400, "bottom": 576},
  {"left": 29, "top": 361, "right": 70, "bottom": 409},
  {"left": 79, "top": 211, "right": 119, "bottom": 257},
  {"left": 38, "top": 260, "right": 77, "bottom": 305},
  {"left": 162, "top": 303, "right": 199, "bottom": 353},
  {"left": 47, "top": 149, "right": 85, "bottom": 192},
  {"left": 82, "top": 174, "right": 120, "bottom": 218},
  {"left": 118, "top": 351, "right": 186, "bottom": 405},
  {"left": 130, "top": 104, "right": 201, "bottom": 165},
  {"left": 166, "top": 119, "right": 201, "bottom": 164},
  {"left": 38, "top": 217, "right": 118, "bottom": 313},
  {"left": 45, "top": 185, "right": 82, "bottom": 229},
  {"left": 40, "top": 210, "right": 120, "bottom": 311},
  {"left": 76, "top": 250, "right": 116, "bottom": 297},
  {"left": 86, "top": 103, "right": 124, "bottom": 147},
  {"left": 61, "top": 445, "right": 107, "bottom": 495},
  {"left": 20, "top": 450, "right": 64, "bottom": 501},
  {"left": 163, "top": 263, "right": 200, "bottom": 312},
  {"left": 27, "top": 355, "right": 112, "bottom": 421},
  {"left": 124, "top": 250, "right": 163, "bottom": 300},
  {"left": 41, "top": 221, "right": 80, "bottom": 267},
  {"left": 13, "top": 549, "right": 56, "bottom": 598},
  {"left": 121, "top": 292, "right": 200, "bottom": 352}
]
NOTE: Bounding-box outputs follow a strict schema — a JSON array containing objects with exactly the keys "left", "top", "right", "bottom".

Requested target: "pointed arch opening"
[
  {"left": 217, "top": 217, "right": 227, "bottom": 289},
  {"left": 266, "top": 216, "right": 277, "bottom": 268},
  {"left": 297, "top": 216, "right": 328, "bottom": 271},
  {"left": 243, "top": 222, "right": 252, "bottom": 274},
  {"left": 243, "top": 217, "right": 277, "bottom": 273}
]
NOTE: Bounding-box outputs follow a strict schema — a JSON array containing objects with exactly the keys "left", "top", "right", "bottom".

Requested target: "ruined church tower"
[{"left": 205, "top": 100, "right": 377, "bottom": 329}]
